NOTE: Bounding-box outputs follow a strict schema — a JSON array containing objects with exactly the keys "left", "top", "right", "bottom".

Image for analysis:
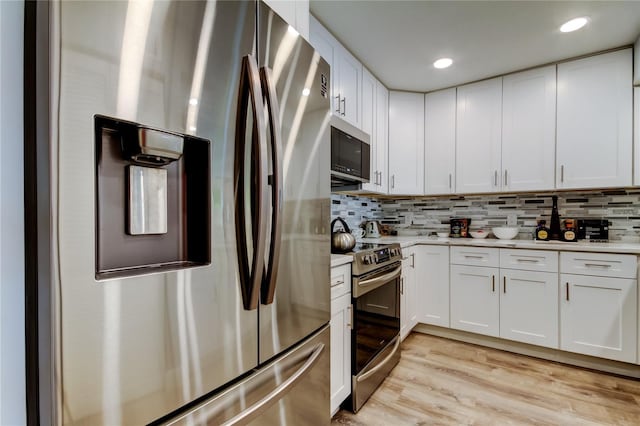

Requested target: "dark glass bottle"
[
  {"left": 562, "top": 219, "right": 577, "bottom": 242},
  {"left": 549, "top": 195, "right": 561, "bottom": 240},
  {"left": 535, "top": 220, "right": 549, "bottom": 241}
]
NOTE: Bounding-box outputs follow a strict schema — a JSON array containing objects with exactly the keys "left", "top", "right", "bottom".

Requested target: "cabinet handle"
[
  {"left": 341, "top": 97, "right": 346, "bottom": 116},
  {"left": 333, "top": 279, "right": 344, "bottom": 285},
  {"left": 400, "top": 277, "right": 404, "bottom": 295},
  {"left": 492, "top": 275, "right": 495, "bottom": 292},
  {"left": 503, "top": 276, "right": 506, "bottom": 293},
  {"left": 516, "top": 258, "right": 539, "bottom": 263},
  {"left": 347, "top": 304, "right": 353, "bottom": 329},
  {"left": 560, "top": 165, "right": 564, "bottom": 183},
  {"left": 377, "top": 171, "right": 381, "bottom": 186},
  {"left": 335, "top": 95, "right": 341, "bottom": 114},
  {"left": 391, "top": 175, "right": 395, "bottom": 189},
  {"left": 584, "top": 263, "right": 612, "bottom": 268},
  {"left": 464, "top": 255, "right": 484, "bottom": 259},
  {"left": 566, "top": 282, "right": 569, "bottom": 301},
  {"left": 449, "top": 173, "right": 452, "bottom": 190},
  {"left": 504, "top": 170, "right": 508, "bottom": 187},
  {"left": 411, "top": 253, "right": 415, "bottom": 268},
  {"left": 494, "top": 170, "right": 498, "bottom": 186}
]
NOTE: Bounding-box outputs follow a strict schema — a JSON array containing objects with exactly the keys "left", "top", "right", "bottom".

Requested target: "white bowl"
[
  {"left": 436, "top": 232, "right": 449, "bottom": 238},
  {"left": 469, "top": 230, "right": 489, "bottom": 239},
  {"left": 492, "top": 226, "right": 519, "bottom": 240}
]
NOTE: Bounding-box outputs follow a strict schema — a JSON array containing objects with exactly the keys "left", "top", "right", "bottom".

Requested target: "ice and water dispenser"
[{"left": 94, "top": 115, "right": 211, "bottom": 279}]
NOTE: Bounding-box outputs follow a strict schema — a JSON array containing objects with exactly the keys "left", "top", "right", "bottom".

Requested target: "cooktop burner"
[{"left": 351, "top": 243, "right": 388, "bottom": 252}]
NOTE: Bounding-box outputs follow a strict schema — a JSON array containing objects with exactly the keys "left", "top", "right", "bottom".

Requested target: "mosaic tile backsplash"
[{"left": 331, "top": 189, "right": 640, "bottom": 240}]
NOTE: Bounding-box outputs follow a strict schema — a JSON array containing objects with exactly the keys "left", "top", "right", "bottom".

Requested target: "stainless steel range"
[{"left": 347, "top": 243, "right": 402, "bottom": 412}]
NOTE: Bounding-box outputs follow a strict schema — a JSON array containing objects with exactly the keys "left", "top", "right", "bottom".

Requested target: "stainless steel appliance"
[
  {"left": 25, "top": 1, "right": 331, "bottom": 424},
  {"left": 347, "top": 243, "right": 402, "bottom": 412},
  {"left": 331, "top": 217, "right": 356, "bottom": 254},
  {"left": 330, "top": 116, "right": 370, "bottom": 189}
]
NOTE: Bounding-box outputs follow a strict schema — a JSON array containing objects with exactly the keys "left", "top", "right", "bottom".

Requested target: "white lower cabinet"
[
  {"left": 499, "top": 270, "right": 558, "bottom": 348},
  {"left": 415, "top": 245, "right": 450, "bottom": 327},
  {"left": 450, "top": 264, "right": 500, "bottom": 337},
  {"left": 559, "top": 251, "right": 638, "bottom": 363},
  {"left": 400, "top": 247, "right": 417, "bottom": 340},
  {"left": 560, "top": 274, "right": 637, "bottom": 363},
  {"left": 330, "top": 264, "right": 352, "bottom": 415},
  {"left": 450, "top": 248, "right": 559, "bottom": 348}
]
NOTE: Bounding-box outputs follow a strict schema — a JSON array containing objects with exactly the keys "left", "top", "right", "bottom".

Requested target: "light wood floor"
[{"left": 332, "top": 333, "right": 640, "bottom": 425}]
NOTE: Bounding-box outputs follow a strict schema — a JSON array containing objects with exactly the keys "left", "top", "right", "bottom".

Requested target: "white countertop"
[
  {"left": 359, "top": 236, "right": 640, "bottom": 255},
  {"left": 331, "top": 253, "right": 353, "bottom": 267}
]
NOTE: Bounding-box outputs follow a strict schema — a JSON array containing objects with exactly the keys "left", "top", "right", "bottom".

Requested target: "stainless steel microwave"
[{"left": 330, "top": 117, "right": 370, "bottom": 188}]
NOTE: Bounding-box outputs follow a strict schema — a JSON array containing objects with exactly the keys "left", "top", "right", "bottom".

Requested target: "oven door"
[{"left": 350, "top": 262, "right": 401, "bottom": 412}]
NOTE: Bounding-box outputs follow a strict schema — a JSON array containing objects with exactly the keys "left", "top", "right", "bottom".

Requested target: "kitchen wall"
[
  {"left": 0, "top": 0, "right": 26, "bottom": 424},
  {"left": 331, "top": 189, "right": 640, "bottom": 241}
]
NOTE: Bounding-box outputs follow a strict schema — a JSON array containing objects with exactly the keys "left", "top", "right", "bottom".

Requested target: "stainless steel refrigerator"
[{"left": 24, "top": 1, "right": 331, "bottom": 424}]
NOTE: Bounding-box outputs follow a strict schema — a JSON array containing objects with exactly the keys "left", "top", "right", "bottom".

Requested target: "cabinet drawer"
[
  {"left": 451, "top": 246, "right": 499, "bottom": 268},
  {"left": 331, "top": 264, "right": 351, "bottom": 299},
  {"left": 500, "top": 249, "right": 558, "bottom": 273},
  {"left": 560, "top": 252, "right": 637, "bottom": 279}
]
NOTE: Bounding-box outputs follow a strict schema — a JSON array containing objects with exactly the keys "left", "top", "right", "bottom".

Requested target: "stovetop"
[
  {"left": 351, "top": 243, "right": 391, "bottom": 252},
  {"left": 350, "top": 242, "right": 402, "bottom": 276}
]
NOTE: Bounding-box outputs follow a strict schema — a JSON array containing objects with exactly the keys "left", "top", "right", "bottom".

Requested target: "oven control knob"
[
  {"left": 363, "top": 255, "right": 371, "bottom": 264},
  {"left": 371, "top": 255, "right": 378, "bottom": 264}
]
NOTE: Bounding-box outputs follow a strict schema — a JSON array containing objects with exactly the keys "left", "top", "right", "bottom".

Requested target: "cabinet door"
[
  {"left": 560, "top": 274, "right": 637, "bottom": 363},
  {"left": 425, "top": 89, "right": 456, "bottom": 195},
  {"left": 330, "top": 292, "right": 352, "bottom": 415},
  {"left": 388, "top": 91, "right": 425, "bottom": 195},
  {"left": 400, "top": 248, "right": 416, "bottom": 340},
  {"left": 557, "top": 49, "right": 632, "bottom": 189},
  {"left": 309, "top": 16, "right": 337, "bottom": 112},
  {"left": 499, "top": 270, "right": 559, "bottom": 349},
  {"left": 450, "top": 265, "right": 499, "bottom": 337},
  {"left": 456, "top": 77, "right": 502, "bottom": 194},
  {"left": 360, "top": 68, "right": 378, "bottom": 192},
  {"left": 335, "top": 46, "right": 362, "bottom": 128},
  {"left": 415, "top": 245, "right": 450, "bottom": 327},
  {"left": 375, "top": 82, "right": 389, "bottom": 193},
  {"left": 502, "top": 65, "right": 556, "bottom": 191}
]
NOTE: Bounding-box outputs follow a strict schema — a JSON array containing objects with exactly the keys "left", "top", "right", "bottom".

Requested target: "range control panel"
[{"left": 352, "top": 243, "right": 402, "bottom": 276}]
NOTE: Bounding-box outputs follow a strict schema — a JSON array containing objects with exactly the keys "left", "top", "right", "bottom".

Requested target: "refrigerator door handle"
[
  {"left": 259, "top": 66, "right": 283, "bottom": 305},
  {"left": 221, "top": 343, "right": 325, "bottom": 426},
  {"left": 234, "top": 54, "right": 269, "bottom": 311}
]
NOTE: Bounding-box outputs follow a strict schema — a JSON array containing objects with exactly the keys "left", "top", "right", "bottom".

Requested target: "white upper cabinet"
[
  {"left": 264, "top": 0, "right": 309, "bottom": 39},
  {"left": 557, "top": 49, "right": 633, "bottom": 189},
  {"left": 425, "top": 88, "right": 456, "bottom": 195},
  {"left": 334, "top": 46, "right": 362, "bottom": 128},
  {"left": 388, "top": 91, "right": 425, "bottom": 195},
  {"left": 502, "top": 65, "right": 556, "bottom": 191},
  {"left": 375, "top": 82, "right": 389, "bottom": 193},
  {"left": 309, "top": 16, "right": 336, "bottom": 90},
  {"left": 360, "top": 68, "right": 378, "bottom": 193},
  {"left": 309, "top": 15, "right": 361, "bottom": 129},
  {"left": 456, "top": 77, "right": 502, "bottom": 194}
]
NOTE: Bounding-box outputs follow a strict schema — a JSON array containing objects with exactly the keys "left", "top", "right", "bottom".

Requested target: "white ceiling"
[{"left": 309, "top": 1, "right": 640, "bottom": 92}]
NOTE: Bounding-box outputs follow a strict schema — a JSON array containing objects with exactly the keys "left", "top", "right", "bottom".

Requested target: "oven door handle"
[
  {"left": 357, "top": 265, "right": 402, "bottom": 290},
  {"left": 356, "top": 336, "right": 401, "bottom": 383}
]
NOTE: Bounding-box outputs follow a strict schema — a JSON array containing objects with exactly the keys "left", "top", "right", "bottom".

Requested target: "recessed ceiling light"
[
  {"left": 302, "top": 88, "right": 311, "bottom": 97},
  {"left": 560, "top": 17, "right": 589, "bottom": 33},
  {"left": 433, "top": 58, "right": 453, "bottom": 69}
]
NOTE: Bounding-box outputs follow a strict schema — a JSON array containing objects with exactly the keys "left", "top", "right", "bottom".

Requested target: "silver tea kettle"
[{"left": 331, "top": 217, "right": 356, "bottom": 253}]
